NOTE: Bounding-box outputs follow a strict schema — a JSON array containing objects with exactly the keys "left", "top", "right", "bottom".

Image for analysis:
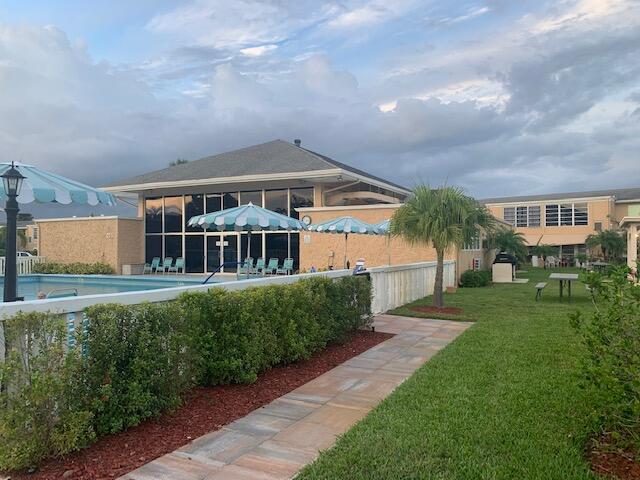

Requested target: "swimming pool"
[{"left": 1, "top": 275, "right": 214, "bottom": 300}]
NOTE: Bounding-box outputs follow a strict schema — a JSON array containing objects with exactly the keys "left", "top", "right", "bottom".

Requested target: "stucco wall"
[
  {"left": 486, "top": 198, "right": 615, "bottom": 246},
  {"left": 36, "top": 217, "right": 144, "bottom": 273},
  {"left": 298, "top": 206, "right": 456, "bottom": 272}
]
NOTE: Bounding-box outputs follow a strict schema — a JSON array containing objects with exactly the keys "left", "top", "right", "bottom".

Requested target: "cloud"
[{"left": 240, "top": 44, "right": 278, "bottom": 57}]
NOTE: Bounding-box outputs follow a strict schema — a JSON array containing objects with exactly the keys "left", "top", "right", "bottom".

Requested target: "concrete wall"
[
  {"left": 486, "top": 197, "right": 615, "bottom": 246},
  {"left": 298, "top": 205, "right": 457, "bottom": 272},
  {"left": 36, "top": 217, "right": 144, "bottom": 274}
]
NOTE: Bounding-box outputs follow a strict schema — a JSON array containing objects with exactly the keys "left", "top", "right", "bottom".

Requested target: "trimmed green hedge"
[
  {"left": 459, "top": 269, "right": 491, "bottom": 288},
  {"left": 0, "top": 275, "right": 371, "bottom": 470},
  {"left": 32, "top": 262, "right": 115, "bottom": 275}
]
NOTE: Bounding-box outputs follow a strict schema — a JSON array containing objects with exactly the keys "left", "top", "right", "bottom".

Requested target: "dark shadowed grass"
[{"left": 297, "top": 268, "right": 598, "bottom": 479}]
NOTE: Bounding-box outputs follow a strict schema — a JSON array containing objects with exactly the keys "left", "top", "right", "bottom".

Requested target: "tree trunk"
[{"left": 433, "top": 248, "right": 445, "bottom": 308}]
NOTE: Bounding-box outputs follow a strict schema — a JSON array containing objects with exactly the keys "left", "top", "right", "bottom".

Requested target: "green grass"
[{"left": 297, "top": 268, "right": 598, "bottom": 480}]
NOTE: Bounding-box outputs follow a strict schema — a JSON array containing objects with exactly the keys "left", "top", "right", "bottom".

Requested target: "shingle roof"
[
  {"left": 104, "top": 140, "right": 408, "bottom": 192},
  {"left": 481, "top": 187, "right": 640, "bottom": 204}
]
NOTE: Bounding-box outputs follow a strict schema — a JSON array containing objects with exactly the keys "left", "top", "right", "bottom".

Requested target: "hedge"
[
  {"left": 0, "top": 275, "right": 371, "bottom": 470},
  {"left": 459, "top": 269, "right": 491, "bottom": 288},
  {"left": 32, "top": 262, "right": 115, "bottom": 275}
]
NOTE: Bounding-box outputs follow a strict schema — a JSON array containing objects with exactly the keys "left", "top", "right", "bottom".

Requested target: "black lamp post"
[{"left": 2, "top": 162, "right": 25, "bottom": 302}]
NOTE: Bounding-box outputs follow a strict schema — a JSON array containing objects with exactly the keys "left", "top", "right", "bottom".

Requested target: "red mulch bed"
[
  {"left": 409, "top": 305, "right": 464, "bottom": 315},
  {"left": 589, "top": 435, "right": 640, "bottom": 480},
  {"left": 10, "top": 330, "right": 393, "bottom": 480}
]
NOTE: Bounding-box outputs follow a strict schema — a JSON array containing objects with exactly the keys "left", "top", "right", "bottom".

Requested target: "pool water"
[{"left": 1, "top": 275, "right": 211, "bottom": 300}]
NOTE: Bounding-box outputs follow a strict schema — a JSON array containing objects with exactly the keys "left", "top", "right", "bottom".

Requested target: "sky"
[{"left": 0, "top": 0, "right": 639, "bottom": 217}]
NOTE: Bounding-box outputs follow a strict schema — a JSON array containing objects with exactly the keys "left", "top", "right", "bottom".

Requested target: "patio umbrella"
[
  {"left": 0, "top": 162, "right": 117, "bottom": 303},
  {"left": 187, "top": 202, "right": 305, "bottom": 267},
  {"left": 0, "top": 162, "right": 116, "bottom": 206},
  {"left": 307, "top": 216, "right": 379, "bottom": 269},
  {"left": 374, "top": 219, "right": 392, "bottom": 265}
]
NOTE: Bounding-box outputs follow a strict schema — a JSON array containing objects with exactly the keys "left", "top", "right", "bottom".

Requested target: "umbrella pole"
[{"left": 344, "top": 232, "right": 348, "bottom": 269}]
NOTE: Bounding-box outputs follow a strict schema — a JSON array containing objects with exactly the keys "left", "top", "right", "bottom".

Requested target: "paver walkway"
[{"left": 120, "top": 315, "right": 472, "bottom": 480}]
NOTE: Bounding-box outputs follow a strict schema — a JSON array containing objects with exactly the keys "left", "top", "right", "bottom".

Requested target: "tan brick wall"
[
  {"left": 37, "top": 217, "right": 143, "bottom": 274},
  {"left": 299, "top": 206, "right": 456, "bottom": 271}
]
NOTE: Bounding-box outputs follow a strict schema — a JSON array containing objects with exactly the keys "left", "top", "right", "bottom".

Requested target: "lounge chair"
[
  {"left": 159, "top": 257, "right": 173, "bottom": 274},
  {"left": 238, "top": 257, "right": 254, "bottom": 276},
  {"left": 168, "top": 257, "right": 184, "bottom": 274},
  {"left": 265, "top": 258, "right": 279, "bottom": 275},
  {"left": 254, "top": 258, "right": 266, "bottom": 276},
  {"left": 276, "top": 258, "right": 294, "bottom": 275},
  {"left": 143, "top": 257, "right": 160, "bottom": 274}
]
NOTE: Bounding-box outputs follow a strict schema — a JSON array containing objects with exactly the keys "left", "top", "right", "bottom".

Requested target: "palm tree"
[
  {"left": 391, "top": 185, "right": 495, "bottom": 308},
  {"left": 586, "top": 229, "right": 626, "bottom": 262},
  {"left": 486, "top": 227, "right": 528, "bottom": 262}
]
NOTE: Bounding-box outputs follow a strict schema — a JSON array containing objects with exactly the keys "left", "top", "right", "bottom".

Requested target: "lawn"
[{"left": 297, "top": 267, "right": 599, "bottom": 480}]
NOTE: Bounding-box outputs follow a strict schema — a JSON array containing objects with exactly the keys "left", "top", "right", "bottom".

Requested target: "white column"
[{"left": 628, "top": 224, "right": 638, "bottom": 270}]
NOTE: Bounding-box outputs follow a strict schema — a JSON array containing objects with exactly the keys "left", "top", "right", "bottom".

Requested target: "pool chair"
[
  {"left": 159, "top": 257, "right": 173, "bottom": 274},
  {"left": 168, "top": 257, "right": 185, "bottom": 274},
  {"left": 254, "top": 258, "right": 266, "bottom": 276},
  {"left": 265, "top": 258, "right": 279, "bottom": 275},
  {"left": 143, "top": 257, "right": 160, "bottom": 274},
  {"left": 238, "top": 257, "right": 254, "bottom": 276},
  {"left": 276, "top": 258, "right": 294, "bottom": 275}
]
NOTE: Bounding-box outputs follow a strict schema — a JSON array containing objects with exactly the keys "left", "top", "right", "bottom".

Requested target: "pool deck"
[{"left": 120, "top": 314, "right": 472, "bottom": 480}]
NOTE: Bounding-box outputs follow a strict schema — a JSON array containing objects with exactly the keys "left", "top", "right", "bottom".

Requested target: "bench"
[{"left": 535, "top": 282, "right": 547, "bottom": 301}]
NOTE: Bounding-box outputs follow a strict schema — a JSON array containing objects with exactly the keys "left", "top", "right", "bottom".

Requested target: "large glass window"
[
  {"left": 265, "top": 189, "right": 288, "bottom": 215},
  {"left": 206, "top": 194, "right": 222, "bottom": 213},
  {"left": 528, "top": 206, "right": 541, "bottom": 227},
  {"left": 290, "top": 188, "right": 314, "bottom": 219},
  {"left": 206, "top": 235, "right": 222, "bottom": 272},
  {"left": 265, "top": 233, "right": 288, "bottom": 264},
  {"left": 241, "top": 232, "right": 263, "bottom": 260},
  {"left": 223, "top": 192, "right": 238, "bottom": 209},
  {"left": 290, "top": 233, "right": 299, "bottom": 270},
  {"left": 223, "top": 235, "right": 238, "bottom": 272},
  {"left": 185, "top": 194, "right": 204, "bottom": 232},
  {"left": 240, "top": 191, "right": 262, "bottom": 206},
  {"left": 185, "top": 236, "right": 204, "bottom": 273},
  {"left": 560, "top": 204, "right": 573, "bottom": 226},
  {"left": 164, "top": 197, "right": 183, "bottom": 233},
  {"left": 516, "top": 206, "right": 528, "bottom": 227},
  {"left": 164, "top": 235, "right": 182, "bottom": 261},
  {"left": 145, "top": 235, "right": 162, "bottom": 263},
  {"left": 145, "top": 197, "right": 163, "bottom": 233},
  {"left": 546, "top": 203, "right": 589, "bottom": 226}
]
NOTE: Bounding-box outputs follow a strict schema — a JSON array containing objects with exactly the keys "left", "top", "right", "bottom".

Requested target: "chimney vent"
[{"left": 294, "top": 139, "right": 301, "bottom": 147}]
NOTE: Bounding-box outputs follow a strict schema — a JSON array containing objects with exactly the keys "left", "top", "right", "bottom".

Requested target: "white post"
[{"left": 628, "top": 224, "right": 638, "bottom": 270}]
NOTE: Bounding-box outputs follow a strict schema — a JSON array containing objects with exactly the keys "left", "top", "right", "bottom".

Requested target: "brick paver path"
[{"left": 120, "top": 315, "right": 471, "bottom": 480}]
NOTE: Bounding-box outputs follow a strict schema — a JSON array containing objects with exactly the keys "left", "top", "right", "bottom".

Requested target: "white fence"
[
  {"left": 0, "top": 256, "right": 45, "bottom": 275},
  {"left": 0, "top": 261, "right": 456, "bottom": 360}
]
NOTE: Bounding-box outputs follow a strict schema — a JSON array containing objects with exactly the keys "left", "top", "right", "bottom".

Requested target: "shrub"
[
  {"left": 0, "top": 313, "right": 95, "bottom": 471},
  {"left": 32, "top": 262, "right": 115, "bottom": 275},
  {"left": 0, "top": 275, "right": 371, "bottom": 470},
  {"left": 571, "top": 266, "right": 640, "bottom": 448},
  {"left": 84, "top": 302, "right": 195, "bottom": 436},
  {"left": 459, "top": 269, "right": 491, "bottom": 288}
]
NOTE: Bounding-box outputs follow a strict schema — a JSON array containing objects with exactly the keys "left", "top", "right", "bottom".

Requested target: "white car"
[{"left": 17, "top": 251, "right": 33, "bottom": 257}]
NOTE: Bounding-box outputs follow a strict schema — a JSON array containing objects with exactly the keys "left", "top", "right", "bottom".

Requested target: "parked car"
[{"left": 17, "top": 251, "right": 33, "bottom": 257}]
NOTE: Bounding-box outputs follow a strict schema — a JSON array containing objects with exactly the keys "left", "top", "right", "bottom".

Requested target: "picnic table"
[{"left": 549, "top": 273, "right": 579, "bottom": 301}]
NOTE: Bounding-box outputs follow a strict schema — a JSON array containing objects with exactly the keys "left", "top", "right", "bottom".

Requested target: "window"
[
  {"left": 503, "top": 207, "right": 515, "bottom": 226},
  {"left": 164, "top": 235, "right": 182, "bottom": 261},
  {"left": 240, "top": 191, "right": 262, "bottom": 206},
  {"left": 546, "top": 204, "right": 559, "bottom": 226},
  {"left": 546, "top": 203, "right": 589, "bottom": 227},
  {"left": 185, "top": 235, "right": 204, "bottom": 273},
  {"left": 145, "top": 235, "right": 162, "bottom": 263},
  {"left": 163, "top": 197, "right": 183, "bottom": 233},
  {"left": 33, "top": 227, "right": 38, "bottom": 240},
  {"left": 265, "top": 189, "right": 288, "bottom": 216},
  {"left": 206, "top": 194, "right": 222, "bottom": 213},
  {"left": 184, "top": 194, "right": 204, "bottom": 232},
  {"left": 463, "top": 235, "right": 482, "bottom": 250},
  {"left": 145, "top": 197, "right": 163, "bottom": 233},
  {"left": 595, "top": 221, "right": 602, "bottom": 232},
  {"left": 574, "top": 203, "right": 588, "bottom": 225},
  {"left": 506, "top": 205, "right": 541, "bottom": 227},
  {"left": 290, "top": 187, "right": 314, "bottom": 219},
  {"left": 240, "top": 232, "right": 263, "bottom": 260},
  {"left": 223, "top": 192, "right": 238, "bottom": 209}
]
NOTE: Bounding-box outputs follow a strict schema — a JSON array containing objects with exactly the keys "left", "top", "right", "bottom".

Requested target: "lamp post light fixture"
[{"left": 2, "top": 162, "right": 25, "bottom": 302}]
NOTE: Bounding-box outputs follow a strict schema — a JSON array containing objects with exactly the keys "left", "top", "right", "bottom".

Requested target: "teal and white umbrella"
[
  {"left": 307, "top": 216, "right": 379, "bottom": 269},
  {"left": 188, "top": 202, "right": 305, "bottom": 262},
  {"left": 0, "top": 162, "right": 116, "bottom": 206}
]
